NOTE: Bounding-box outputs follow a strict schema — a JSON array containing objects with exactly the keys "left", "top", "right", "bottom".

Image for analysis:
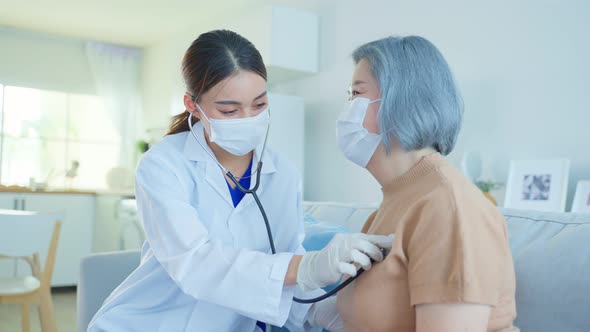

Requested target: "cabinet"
[
  {"left": 223, "top": 6, "right": 319, "bottom": 84},
  {"left": 0, "top": 192, "right": 95, "bottom": 286},
  {"left": 95, "top": 194, "right": 141, "bottom": 252},
  {"left": 0, "top": 194, "right": 17, "bottom": 209},
  {"left": 0, "top": 194, "right": 25, "bottom": 210}
]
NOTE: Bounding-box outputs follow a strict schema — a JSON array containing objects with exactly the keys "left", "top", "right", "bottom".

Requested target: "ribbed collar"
[{"left": 381, "top": 152, "right": 444, "bottom": 194}]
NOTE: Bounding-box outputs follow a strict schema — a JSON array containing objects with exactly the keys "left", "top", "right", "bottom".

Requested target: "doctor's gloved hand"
[{"left": 297, "top": 233, "right": 394, "bottom": 291}]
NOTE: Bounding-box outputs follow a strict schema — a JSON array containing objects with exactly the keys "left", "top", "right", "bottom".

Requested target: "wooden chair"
[{"left": 0, "top": 209, "right": 63, "bottom": 332}]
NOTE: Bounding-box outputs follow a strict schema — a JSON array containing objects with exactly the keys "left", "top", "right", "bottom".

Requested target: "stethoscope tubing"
[{"left": 187, "top": 113, "right": 363, "bottom": 303}]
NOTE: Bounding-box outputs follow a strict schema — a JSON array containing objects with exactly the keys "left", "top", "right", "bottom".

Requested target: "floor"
[{"left": 0, "top": 287, "right": 77, "bottom": 332}]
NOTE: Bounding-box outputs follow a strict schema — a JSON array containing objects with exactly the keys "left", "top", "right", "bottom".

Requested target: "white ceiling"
[{"left": 0, "top": 0, "right": 324, "bottom": 47}]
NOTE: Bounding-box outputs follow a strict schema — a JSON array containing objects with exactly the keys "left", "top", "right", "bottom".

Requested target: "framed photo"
[
  {"left": 504, "top": 159, "right": 570, "bottom": 212},
  {"left": 572, "top": 181, "right": 590, "bottom": 213}
]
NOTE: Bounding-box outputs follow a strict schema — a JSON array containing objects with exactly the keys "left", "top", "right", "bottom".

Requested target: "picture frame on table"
[
  {"left": 504, "top": 159, "right": 570, "bottom": 212},
  {"left": 572, "top": 180, "right": 590, "bottom": 213}
]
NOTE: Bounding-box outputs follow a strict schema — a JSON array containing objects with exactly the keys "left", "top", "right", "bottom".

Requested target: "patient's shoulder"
[{"left": 407, "top": 164, "right": 504, "bottom": 231}]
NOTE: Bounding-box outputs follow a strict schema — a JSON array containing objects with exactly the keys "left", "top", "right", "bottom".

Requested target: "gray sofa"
[
  {"left": 77, "top": 204, "right": 590, "bottom": 332},
  {"left": 502, "top": 208, "right": 590, "bottom": 331}
]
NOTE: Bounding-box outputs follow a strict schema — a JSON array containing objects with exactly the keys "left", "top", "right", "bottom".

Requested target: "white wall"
[
  {"left": 141, "top": 36, "right": 187, "bottom": 137},
  {"left": 271, "top": 0, "right": 590, "bottom": 209},
  {"left": 0, "top": 27, "right": 95, "bottom": 94},
  {"left": 139, "top": 5, "right": 318, "bottom": 137},
  {"left": 139, "top": 5, "right": 318, "bottom": 141}
]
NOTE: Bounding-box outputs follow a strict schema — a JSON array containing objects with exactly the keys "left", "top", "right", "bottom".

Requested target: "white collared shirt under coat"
[{"left": 88, "top": 122, "right": 323, "bottom": 332}]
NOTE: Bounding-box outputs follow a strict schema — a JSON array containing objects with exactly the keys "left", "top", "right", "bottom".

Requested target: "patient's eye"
[{"left": 348, "top": 89, "right": 361, "bottom": 100}]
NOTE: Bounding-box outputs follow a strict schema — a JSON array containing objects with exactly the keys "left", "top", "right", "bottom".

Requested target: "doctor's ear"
[{"left": 183, "top": 94, "right": 200, "bottom": 118}]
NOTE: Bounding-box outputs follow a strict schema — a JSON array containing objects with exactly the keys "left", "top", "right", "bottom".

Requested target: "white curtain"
[{"left": 85, "top": 42, "right": 142, "bottom": 171}]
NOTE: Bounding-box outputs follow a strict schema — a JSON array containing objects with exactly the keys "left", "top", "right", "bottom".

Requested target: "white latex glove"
[
  {"left": 297, "top": 233, "right": 394, "bottom": 291},
  {"left": 306, "top": 296, "right": 343, "bottom": 332}
]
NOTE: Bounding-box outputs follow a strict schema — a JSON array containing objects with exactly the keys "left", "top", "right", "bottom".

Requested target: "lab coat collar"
[{"left": 183, "top": 121, "right": 277, "bottom": 174}]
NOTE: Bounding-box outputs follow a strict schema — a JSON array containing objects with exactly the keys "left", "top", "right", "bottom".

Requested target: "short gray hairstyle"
[{"left": 352, "top": 36, "right": 463, "bottom": 155}]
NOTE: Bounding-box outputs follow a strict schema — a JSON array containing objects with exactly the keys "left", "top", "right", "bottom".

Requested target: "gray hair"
[{"left": 352, "top": 36, "right": 463, "bottom": 155}]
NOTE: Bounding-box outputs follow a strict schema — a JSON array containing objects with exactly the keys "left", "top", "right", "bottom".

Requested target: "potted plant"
[
  {"left": 136, "top": 140, "right": 150, "bottom": 154},
  {"left": 475, "top": 180, "right": 501, "bottom": 206}
]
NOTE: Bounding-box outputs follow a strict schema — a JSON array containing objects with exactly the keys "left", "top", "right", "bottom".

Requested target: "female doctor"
[{"left": 88, "top": 30, "right": 392, "bottom": 332}]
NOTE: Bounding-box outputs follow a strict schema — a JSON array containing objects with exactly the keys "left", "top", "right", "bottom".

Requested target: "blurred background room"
[{"left": 0, "top": 0, "right": 589, "bottom": 331}]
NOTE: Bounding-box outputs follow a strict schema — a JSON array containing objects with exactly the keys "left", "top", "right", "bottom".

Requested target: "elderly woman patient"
[{"left": 326, "top": 36, "right": 518, "bottom": 332}]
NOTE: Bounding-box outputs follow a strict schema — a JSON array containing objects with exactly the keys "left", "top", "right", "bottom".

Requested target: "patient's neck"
[{"left": 367, "top": 143, "right": 437, "bottom": 189}]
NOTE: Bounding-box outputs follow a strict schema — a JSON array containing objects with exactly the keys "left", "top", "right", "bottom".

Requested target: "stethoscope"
[{"left": 187, "top": 111, "right": 370, "bottom": 304}]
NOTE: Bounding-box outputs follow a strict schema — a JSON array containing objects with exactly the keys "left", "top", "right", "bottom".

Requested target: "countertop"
[{"left": 0, "top": 185, "right": 134, "bottom": 197}]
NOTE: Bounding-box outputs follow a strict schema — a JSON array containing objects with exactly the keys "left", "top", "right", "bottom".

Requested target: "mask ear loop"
[
  {"left": 188, "top": 92, "right": 213, "bottom": 136},
  {"left": 187, "top": 111, "right": 229, "bottom": 174}
]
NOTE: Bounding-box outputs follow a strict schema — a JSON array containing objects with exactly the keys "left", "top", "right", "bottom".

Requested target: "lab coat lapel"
[
  {"left": 184, "top": 122, "right": 233, "bottom": 207},
  {"left": 234, "top": 145, "right": 277, "bottom": 211},
  {"left": 205, "top": 161, "right": 234, "bottom": 208}
]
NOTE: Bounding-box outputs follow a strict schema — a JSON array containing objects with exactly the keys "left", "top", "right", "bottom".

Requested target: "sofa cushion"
[
  {"left": 302, "top": 214, "right": 350, "bottom": 251},
  {"left": 308, "top": 204, "right": 356, "bottom": 226},
  {"left": 501, "top": 208, "right": 590, "bottom": 332},
  {"left": 346, "top": 207, "right": 377, "bottom": 232}
]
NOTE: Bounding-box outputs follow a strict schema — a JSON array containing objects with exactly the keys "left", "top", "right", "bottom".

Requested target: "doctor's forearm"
[{"left": 284, "top": 255, "right": 302, "bottom": 286}]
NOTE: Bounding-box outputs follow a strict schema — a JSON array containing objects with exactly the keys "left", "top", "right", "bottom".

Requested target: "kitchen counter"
[{"left": 0, "top": 185, "right": 134, "bottom": 197}]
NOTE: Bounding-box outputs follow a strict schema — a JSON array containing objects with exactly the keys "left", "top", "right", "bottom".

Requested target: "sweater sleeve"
[{"left": 405, "top": 186, "right": 510, "bottom": 307}]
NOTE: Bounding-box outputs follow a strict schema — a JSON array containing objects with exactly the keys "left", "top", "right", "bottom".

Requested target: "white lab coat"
[{"left": 88, "top": 122, "right": 323, "bottom": 332}]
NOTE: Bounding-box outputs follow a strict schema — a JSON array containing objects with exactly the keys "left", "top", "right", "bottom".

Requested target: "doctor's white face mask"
[
  {"left": 336, "top": 97, "right": 382, "bottom": 168},
  {"left": 196, "top": 103, "right": 270, "bottom": 156}
]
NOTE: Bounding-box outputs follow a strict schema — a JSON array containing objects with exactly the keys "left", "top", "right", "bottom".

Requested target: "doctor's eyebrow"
[
  {"left": 351, "top": 80, "right": 367, "bottom": 86},
  {"left": 214, "top": 91, "right": 267, "bottom": 106}
]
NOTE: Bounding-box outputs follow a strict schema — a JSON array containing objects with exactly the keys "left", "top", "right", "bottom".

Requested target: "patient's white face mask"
[
  {"left": 196, "top": 103, "right": 270, "bottom": 156},
  {"left": 336, "top": 97, "right": 382, "bottom": 168}
]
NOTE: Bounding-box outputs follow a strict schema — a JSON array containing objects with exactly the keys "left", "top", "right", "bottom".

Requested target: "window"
[{"left": 0, "top": 85, "right": 122, "bottom": 190}]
